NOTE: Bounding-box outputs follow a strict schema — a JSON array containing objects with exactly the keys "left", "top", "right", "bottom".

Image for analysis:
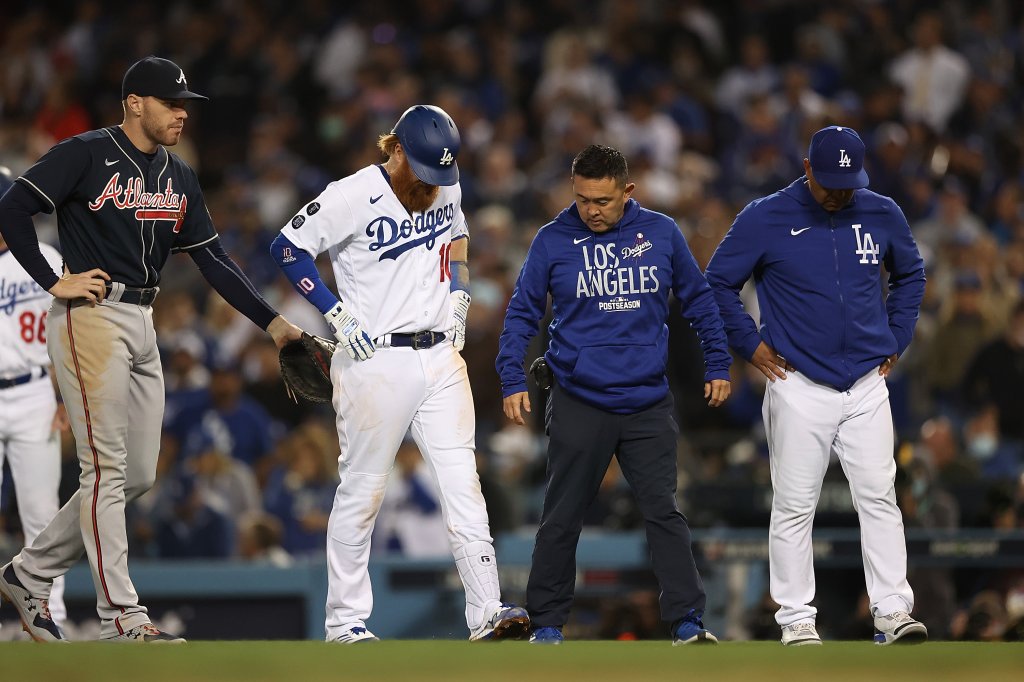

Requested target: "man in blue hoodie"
[
  {"left": 497, "top": 145, "right": 731, "bottom": 645},
  {"left": 705, "top": 126, "right": 928, "bottom": 646}
]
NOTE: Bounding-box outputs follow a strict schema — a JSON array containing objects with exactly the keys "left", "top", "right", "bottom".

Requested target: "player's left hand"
[
  {"left": 450, "top": 290, "right": 471, "bottom": 352},
  {"left": 878, "top": 353, "right": 899, "bottom": 377},
  {"left": 267, "top": 315, "right": 304, "bottom": 349},
  {"left": 503, "top": 391, "right": 531, "bottom": 425},
  {"left": 51, "top": 403, "right": 70, "bottom": 433},
  {"left": 705, "top": 379, "right": 731, "bottom": 407}
]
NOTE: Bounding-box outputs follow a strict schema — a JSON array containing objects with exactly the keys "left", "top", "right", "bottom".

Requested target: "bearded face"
[{"left": 391, "top": 156, "right": 440, "bottom": 213}]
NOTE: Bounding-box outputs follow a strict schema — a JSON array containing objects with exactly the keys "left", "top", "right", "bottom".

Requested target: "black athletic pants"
[{"left": 526, "top": 382, "right": 706, "bottom": 629}]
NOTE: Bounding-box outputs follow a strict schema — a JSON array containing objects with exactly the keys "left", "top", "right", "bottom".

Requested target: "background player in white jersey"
[
  {"left": 271, "top": 104, "right": 529, "bottom": 643},
  {"left": 0, "top": 167, "right": 68, "bottom": 633}
]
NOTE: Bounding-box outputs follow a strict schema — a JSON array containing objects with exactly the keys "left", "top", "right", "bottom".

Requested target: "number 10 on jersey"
[{"left": 439, "top": 242, "right": 451, "bottom": 282}]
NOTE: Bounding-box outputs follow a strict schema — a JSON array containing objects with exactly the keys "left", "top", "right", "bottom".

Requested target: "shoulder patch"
[
  {"left": 291, "top": 215, "right": 306, "bottom": 229},
  {"left": 306, "top": 202, "right": 320, "bottom": 216}
]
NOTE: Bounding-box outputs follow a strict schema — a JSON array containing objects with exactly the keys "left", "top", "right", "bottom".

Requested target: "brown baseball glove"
[{"left": 279, "top": 332, "right": 336, "bottom": 403}]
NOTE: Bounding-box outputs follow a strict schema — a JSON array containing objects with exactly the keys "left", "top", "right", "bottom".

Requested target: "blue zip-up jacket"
[
  {"left": 705, "top": 177, "right": 926, "bottom": 392},
  {"left": 497, "top": 199, "right": 731, "bottom": 414}
]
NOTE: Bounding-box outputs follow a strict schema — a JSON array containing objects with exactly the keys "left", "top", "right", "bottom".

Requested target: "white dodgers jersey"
[
  {"left": 0, "top": 243, "right": 62, "bottom": 377},
  {"left": 282, "top": 165, "right": 468, "bottom": 337}
]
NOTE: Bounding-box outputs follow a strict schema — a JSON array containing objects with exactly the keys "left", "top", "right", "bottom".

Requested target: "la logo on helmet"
[
  {"left": 439, "top": 148, "right": 454, "bottom": 166},
  {"left": 839, "top": 149, "right": 851, "bottom": 168}
]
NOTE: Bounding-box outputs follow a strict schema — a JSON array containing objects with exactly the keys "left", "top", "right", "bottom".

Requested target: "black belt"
[
  {"left": 0, "top": 367, "right": 46, "bottom": 389},
  {"left": 105, "top": 284, "right": 159, "bottom": 306},
  {"left": 386, "top": 331, "right": 446, "bottom": 349}
]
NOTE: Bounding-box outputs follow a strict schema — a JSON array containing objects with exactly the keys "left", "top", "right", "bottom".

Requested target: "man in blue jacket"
[
  {"left": 705, "top": 126, "right": 928, "bottom": 646},
  {"left": 497, "top": 145, "right": 731, "bottom": 645}
]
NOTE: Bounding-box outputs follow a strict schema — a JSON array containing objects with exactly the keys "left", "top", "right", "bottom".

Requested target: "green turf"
[{"left": 0, "top": 641, "right": 1021, "bottom": 682}]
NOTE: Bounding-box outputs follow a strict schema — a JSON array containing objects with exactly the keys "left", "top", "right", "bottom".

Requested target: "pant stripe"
[{"left": 66, "top": 304, "right": 125, "bottom": 627}]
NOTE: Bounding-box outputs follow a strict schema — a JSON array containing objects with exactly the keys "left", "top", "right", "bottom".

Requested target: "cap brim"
[
  {"left": 129, "top": 89, "right": 208, "bottom": 101},
  {"left": 161, "top": 89, "right": 208, "bottom": 101},
  {"left": 407, "top": 158, "right": 459, "bottom": 186},
  {"left": 812, "top": 168, "right": 869, "bottom": 190}
]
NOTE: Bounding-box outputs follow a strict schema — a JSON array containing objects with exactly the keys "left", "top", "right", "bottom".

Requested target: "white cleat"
[
  {"left": 332, "top": 624, "right": 380, "bottom": 643},
  {"left": 470, "top": 603, "right": 530, "bottom": 641},
  {"left": 873, "top": 611, "right": 927, "bottom": 645},
  {"left": 781, "top": 621, "right": 822, "bottom": 646}
]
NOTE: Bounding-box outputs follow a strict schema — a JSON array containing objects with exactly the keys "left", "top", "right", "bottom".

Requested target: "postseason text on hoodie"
[
  {"left": 705, "top": 178, "right": 926, "bottom": 392},
  {"left": 497, "top": 199, "right": 731, "bottom": 414}
]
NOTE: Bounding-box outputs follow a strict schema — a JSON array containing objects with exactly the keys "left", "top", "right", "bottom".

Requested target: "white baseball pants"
[
  {"left": 763, "top": 368, "right": 914, "bottom": 627},
  {"left": 324, "top": 342, "right": 501, "bottom": 640},
  {"left": 0, "top": 378, "right": 66, "bottom": 623}
]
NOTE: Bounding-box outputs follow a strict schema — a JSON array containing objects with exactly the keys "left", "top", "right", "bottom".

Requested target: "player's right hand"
[
  {"left": 48, "top": 268, "right": 110, "bottom": 305},
  {"left": 324, "top": 302, "right": 375, "bottom": 361},
  {"left": 503, "top": 391, "right": 531, "bottom": 425},
  {"left": 751, "top": 341, "right": 789, "bottom": 382}
]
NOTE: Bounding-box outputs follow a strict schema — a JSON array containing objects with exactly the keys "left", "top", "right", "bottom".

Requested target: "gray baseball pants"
[{"left": 12, "top": 296, "right": 163, "bottom": 638}]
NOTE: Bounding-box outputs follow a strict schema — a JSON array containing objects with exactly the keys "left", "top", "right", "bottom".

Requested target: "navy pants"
[{"left": 526, "top": 383, "right": 706, "bottom": 629}]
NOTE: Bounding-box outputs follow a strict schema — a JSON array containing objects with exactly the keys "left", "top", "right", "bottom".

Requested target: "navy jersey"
[{"left": 16, "top": 125, "right": 216, "bottom": 287}]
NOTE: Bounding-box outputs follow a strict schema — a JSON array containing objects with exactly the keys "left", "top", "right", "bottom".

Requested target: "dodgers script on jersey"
[
  {"left": 283, "top": 165, "right": 468, "bottom": 337},
  {"left": 0, "top": 243, "right": 62, "bottom": 377}
]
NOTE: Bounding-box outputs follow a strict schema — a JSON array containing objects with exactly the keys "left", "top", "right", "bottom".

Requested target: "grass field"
[{"left": 0, "top": 641, "right": 1022, "bottom": 682}]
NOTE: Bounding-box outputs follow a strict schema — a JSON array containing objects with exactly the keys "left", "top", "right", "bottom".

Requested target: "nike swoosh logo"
[
  {"left": 790, "top": 227, "right": 812, "bottom": 235},
  {"left": 105, "top": 159, "right": 119, "bottom": 166},
  {"left": 370, "top": 194, "right": 383, "bottom": 204},
  {"left": 574, "top": 236, "right": 592, "bottom": 244}
]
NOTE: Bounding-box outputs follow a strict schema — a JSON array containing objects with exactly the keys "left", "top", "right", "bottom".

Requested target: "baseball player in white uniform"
[
  {"left": 271, "top": 105, "right": 529, "bottom": 642},
  {"left": 0, "top": 168, "right": 68, "bottom": 632}
]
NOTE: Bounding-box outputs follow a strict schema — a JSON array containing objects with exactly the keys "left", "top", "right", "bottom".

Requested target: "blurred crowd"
[{"left": 1, "top": 0, "right": 1023, "bottom": 640}]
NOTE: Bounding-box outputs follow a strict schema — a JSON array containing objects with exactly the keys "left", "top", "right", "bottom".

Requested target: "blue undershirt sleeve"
[
  {"left": 269, "top": 233, "right": 340, "bottom": 314},
  {"left": 189, "top": 237, "right": 278, "bottom": 330},
  {"left": 0, "top": 181, "right": 61, "bottom": 290}
]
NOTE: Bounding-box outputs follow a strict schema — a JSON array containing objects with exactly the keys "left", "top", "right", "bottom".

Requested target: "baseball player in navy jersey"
[
  {"left": 270, "top": 104, "right": 529, "bottom": 643},
  {"left": 497, "top": 145, "right": 731, "bottom": 645},
  {"left": 705, "top": 126, "right": 929, "bottom": 646},
  {"left": 0, "top": 56, "right": 302, "bottom": 643},
  {"left": 0, "top": 167, "right": 69, "bottom": 634}
]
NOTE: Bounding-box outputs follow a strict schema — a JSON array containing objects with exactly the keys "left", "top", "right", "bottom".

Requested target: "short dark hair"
[{"left": 571, "top": 144, "right": 629, "bottom": 186}]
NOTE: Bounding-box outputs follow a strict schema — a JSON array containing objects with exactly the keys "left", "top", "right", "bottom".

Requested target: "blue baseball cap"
[
  {"left": 392, "top": 105, "right": 461, "bottom": 186},
  {"left": 807, "top": 125, "right": 869, "bottom": 189}
]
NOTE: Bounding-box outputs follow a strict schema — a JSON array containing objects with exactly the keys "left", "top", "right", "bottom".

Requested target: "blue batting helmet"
[{"left": 392, "top": 105, "right": 461, "bottom": 186}]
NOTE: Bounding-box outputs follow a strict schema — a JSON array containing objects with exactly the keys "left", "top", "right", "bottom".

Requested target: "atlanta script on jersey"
[{"left": 282, "top": 165, "right": 468, "bottom": 338}]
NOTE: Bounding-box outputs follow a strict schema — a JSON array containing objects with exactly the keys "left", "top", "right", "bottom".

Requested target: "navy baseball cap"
[
  {"left": 122, "top": 56, "right": 208, "bottom": 101},
  {"left": 807, "top": 125, "right": 869, "bottom": 189},
  {"left": 392, "top": 105, "right": 461, "bottom": 186}
]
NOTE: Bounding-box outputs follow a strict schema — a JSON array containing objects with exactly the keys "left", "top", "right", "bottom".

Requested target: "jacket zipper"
[{"left": 829, "top": 215, "right": 851, "bottom": 389}]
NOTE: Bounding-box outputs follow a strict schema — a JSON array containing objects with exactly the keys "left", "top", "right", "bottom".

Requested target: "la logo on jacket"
[{"left": 853, "top": 224, "right": 879, "bottom": 264}]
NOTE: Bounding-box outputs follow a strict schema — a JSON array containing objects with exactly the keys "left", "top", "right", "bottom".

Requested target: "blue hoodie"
[
  {"left": 497, "top": 199, "right": 731, "bottom": 414},
  {"left": 705, "top": 177, "right": 926, "bottom": 392}
]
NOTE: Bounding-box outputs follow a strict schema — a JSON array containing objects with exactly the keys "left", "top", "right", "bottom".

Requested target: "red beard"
[{"left": 391, "top": 161, "right": 440, "bottom": 213}]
